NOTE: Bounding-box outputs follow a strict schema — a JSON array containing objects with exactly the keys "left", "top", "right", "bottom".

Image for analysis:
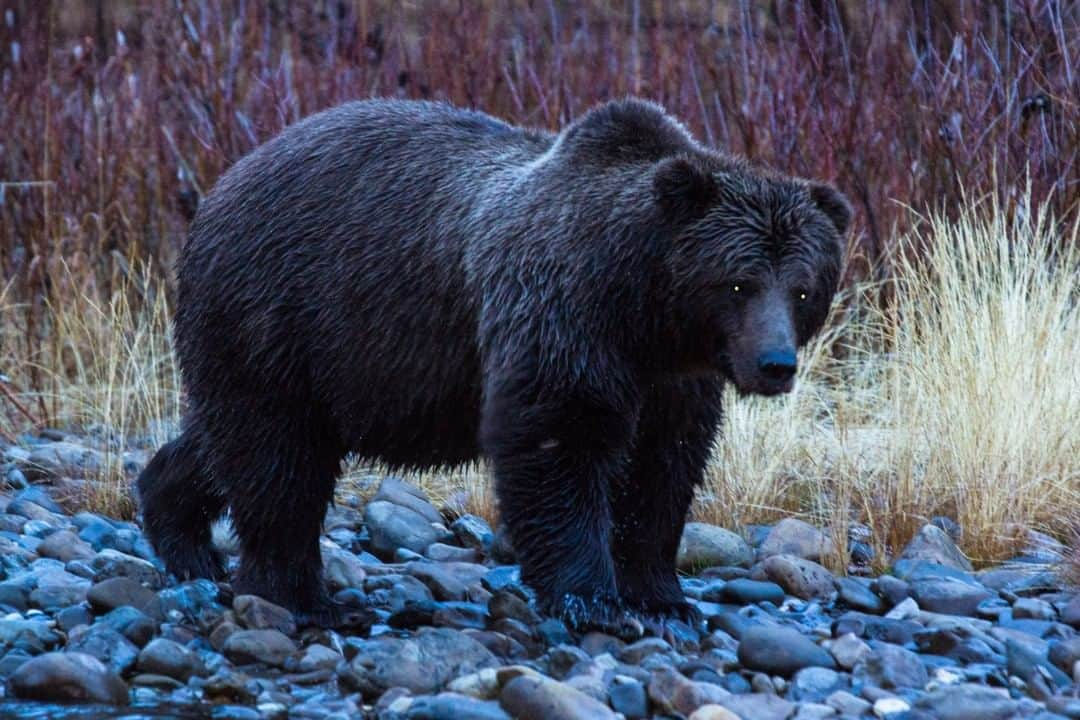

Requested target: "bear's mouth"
[{"left": 715, "top": 352, "right": 796, "bottom": 397}]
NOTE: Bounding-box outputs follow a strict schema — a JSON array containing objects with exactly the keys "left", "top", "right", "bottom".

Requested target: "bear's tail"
[{"left": 137, "top": 429, "right": 227, "bottom": 581}]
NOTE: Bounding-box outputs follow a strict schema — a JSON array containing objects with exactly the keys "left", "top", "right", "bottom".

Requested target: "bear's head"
[{"left": 654, "top": 157, "right": 851, "bottom": 395}]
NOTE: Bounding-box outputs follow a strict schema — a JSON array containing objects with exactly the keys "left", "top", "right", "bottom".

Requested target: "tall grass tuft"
[{"left": 1, "top": 263, "right": 180, "bottom": 515}]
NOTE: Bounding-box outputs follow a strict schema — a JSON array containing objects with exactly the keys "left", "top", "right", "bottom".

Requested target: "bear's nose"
[{"left": 758, "top": 349, "right": 797, "bottom": 381}]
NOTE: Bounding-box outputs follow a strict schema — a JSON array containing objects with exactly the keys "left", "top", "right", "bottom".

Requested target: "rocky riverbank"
[{"left": 0, "top": 432, "right": 1078, "bottom": 719}]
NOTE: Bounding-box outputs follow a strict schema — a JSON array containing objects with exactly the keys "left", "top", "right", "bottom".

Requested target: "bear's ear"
[
  {"left": 808, "top": 182, "right": 853, "bottom": 236},
  {"left": 652, "top": 157, "right": 718, "bottom": 222}
]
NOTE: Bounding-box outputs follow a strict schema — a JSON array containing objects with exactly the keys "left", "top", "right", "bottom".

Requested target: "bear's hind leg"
[
  {"left": 613, "top": 378, "right": 723, "bottom": 627},
  {"left": 137, "top": 428, "right": 227, "bottom": 582}
]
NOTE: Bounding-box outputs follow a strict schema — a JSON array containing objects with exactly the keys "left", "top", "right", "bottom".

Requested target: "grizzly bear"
[{"left": 137, "top": 98, "right": 849, "bottom": 634}]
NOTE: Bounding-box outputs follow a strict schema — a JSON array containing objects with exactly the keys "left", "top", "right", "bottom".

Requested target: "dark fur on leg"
[
  {"left": 136, "top": 428, "right": 226, "bottom": 582},
  {"left": 482, "top": 361, "right": 644, "bottom": 640},
  {"left": 613, "top": 377, "right": 724, "bottom": 631}
]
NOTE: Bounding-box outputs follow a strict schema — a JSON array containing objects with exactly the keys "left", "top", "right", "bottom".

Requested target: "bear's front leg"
[
  {"left": 613, "top": 377, "right": 724, "bottom": 628},
  {"left": 481, "top": 374, "right": 642, "bottom": 639}
]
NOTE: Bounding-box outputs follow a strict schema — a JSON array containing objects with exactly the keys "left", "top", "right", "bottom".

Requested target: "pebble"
[
  {"left": 909, "top": 577, "right": 992, "bottom": 616},
  {"left": 137, "top": 637, "right": 206, "bottom": 680},
  {"left": 233, "top": 594, "right": 297, "bottom": 635},
  {"left": 758, "top": 554, "right": 838, "bottom": 601},
  {"left": 223, "top": 629, "right": 297, "bottom": 667},
  {"left": 364, "top": 500, "right": 450, "bottom": 561},
  {"left": 87, "top": 576, "right": 162, "bottom": 618},
  {"left": 737, "top": 625, "right": 837, "bottom": 676},
  {"left": 677, "top": 523, "right": 753, "bottom": 571},
  {"left": 758, "top": 518, "right": 836, "bottom": 562},
  {"left": 65, "top": 623, "right": 140, "bottom": 673},
  {"left": 853, "top": 642, "right": 929, "bottom": 690},
  {"left": 646, "top": 665, "right": 728, "bottom": 716},
  {"left": 717, "top": 578, "right": 786, "bottom": 605},
  {"left": 9, "top": 651, "right": 128, "bottom": 704},
  {"left": 898, "top": 523, "right": 973, "bottom": 571},
  {"left": 500, "top": 674, "right": 618, "bottom": 719},
  {"left": 341, "top": 627, "right": 499, "bottom": 696}
]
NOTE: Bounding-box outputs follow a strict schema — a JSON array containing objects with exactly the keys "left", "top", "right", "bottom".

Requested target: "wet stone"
[
  {"left": 758, "top": 554, "right": 837, "bottom": 602},
  {"left": 836, "top": 576, "right": 885, "bottom": 614},
  {"left": 137, "top": 637, "right": 206, "bottom": 681},
  {"left": 451, "top": 514, "right": 495, "bottom": 552},
  {"left": 36, "top": 529, "right": 96, "bottom": 562},
  {"left": 898, "top": 524, "right": 973, "bottom": 572},
  {"left": 758, "top": 518, "right": 836, "bottom": 563},
  {"left": 717, "top": 693, "right": 796, "bottom": 720},
  {"left": 608, "top": 675, "right": 649, "bottom": 719},
  {"left": 788, "top": 666, "right": 846, "bottom": 702},
  {"left": 909, "top": 578, "right": 992, "bottom": 617},
  {"left": 408, "top": 561, "right": 489, "bottom": 601},
  {"left": 223, "top": 629, "right": 297, "bottom": 667},
  {"left": 100, "top": 606, "right": 158, "bottom": 647},
  {"left": 65, "top": 622, "right": 140, "bottom": 674},
  {"left": 233, "top": 594, "right": 297, "bottom": 635},
  {"left": 365, "top": 496, "right": 451, "bottom": 562},
  {"left": 912, "top": 682, "right": 1022, "bottom": 720},
  {"left": 717, "top": 578, "right": 786, "bottom": 605},
  {"left": 678, "top": 523, "right": 753, "bottom": 572},
  {"left": 88, "top": 554, "right": 163, "bottom": 596},
  {"left": 87, "top": 576, "right": 162, "bottom": 619},
  {"left": 9, "top": 651, "right": 129, "bottom": 705},
  {"left": 500, "top": 673, "right": 618, "bottom": 720},
  {"left": 340, "top": 627, "right": 500, "bottom": 697},
  {"left": 737, "top": 625, "right": 837, "bottom": 677},
  {"left": 646, "top": 665, "right": 729, "bottom": 717},
  {"left": 852, "top": 642, "right": 929, "bottom": 690}
]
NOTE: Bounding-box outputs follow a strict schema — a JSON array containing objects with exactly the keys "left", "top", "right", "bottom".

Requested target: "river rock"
[
  {"left": 912, "top": 682, "right": 1021, "bottom": 719},
  {"left": 28, "top": 564, "right": 91, "bottom": 610},
  {"left": 909, "top": 578, "right": 991, "bottom": 616},
  {"left": 87, "top": 576, "right": 162, "bottom": 619},
  {"left": 408, "top": 561, "right": 488, "bottom": 601},
  {"left": 646, "top": 665, "right": 729, "bottom": 716},
  {"left": 37, "top": 529, "right": 96, "bottom": 562},
  {"left": 677, "top": 523, "right": 753, "bottom": 571},
  {"left": 758, "top": 554, "right": 837, "bottom": 601},
  {"left": 758, "top": 518, "right": 836, "bottom": 562},
  {"left": 233, "top": 594, "right": 297, "bottom": 635},
  {"left": 451, "top": 514, "right": 495, "bottom": 552},
  {"left": 91, "top": 549, "right": 165, "bottom": 588},
  {"left": 717, "top": 693, "right": 796, "bottom": 720},
  {"left": 688, "top": 707, "right": 740, "bottom": 720},
  {"left": 365, "top": 500, "right": 449, "bottom": 561},
  {"left": 341, "top": 627, "right": 499, "bottom": 697},
  {"left": 898, "top": 524, "right": 972, "bottom": 572},
  {"left": 65, "top": 623, "right": 140, "bottom": 674},
  {"left": 223, "top": 629, "right": 297, "bottom": 667},
  {"left": 9, "top": 651, "right": 128, "bottom": 705},
  {"left": 853, "top": 642, "right": 928, "bottom": 690},
  {"left": 718, "top": 578, "right": 785, "bottom": 605},
  {"left": 737, "top": 626, "right": 836, "bottom": 677},
  {"left": 500, "top": 673, "right": 618, "bottom": 720},
  {"left": 136, "top": 637, "right": 205, "bottom": 681}
]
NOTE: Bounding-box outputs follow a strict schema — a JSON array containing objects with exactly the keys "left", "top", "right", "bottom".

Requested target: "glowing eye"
[
  {"left": 799, "top": 292, "right": 807, "bottom": 301},
  {"left": 732, "top": 285, "right": 740, "bottom": 293}
]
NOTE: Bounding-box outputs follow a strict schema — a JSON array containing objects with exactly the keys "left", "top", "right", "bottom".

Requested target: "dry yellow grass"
[
  {"left": 3, "top": 198, "right": 1078, "bottom": 569},
  {"left": 1, "top": 264, "right": 180, "bottom": 516}
]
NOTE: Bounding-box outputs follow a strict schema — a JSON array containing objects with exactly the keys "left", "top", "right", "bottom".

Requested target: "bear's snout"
[{"left": 757, "top": 349, "right": 797, "bottom": 384}]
